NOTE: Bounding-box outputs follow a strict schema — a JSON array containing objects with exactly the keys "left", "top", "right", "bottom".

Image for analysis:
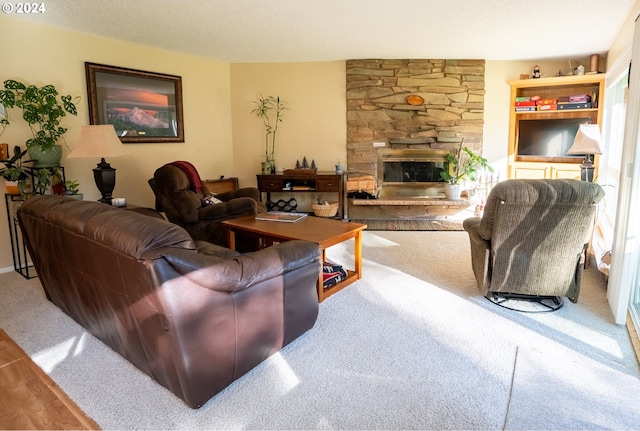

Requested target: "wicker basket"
[{"left": 312, "top": 201, "right": 339, "bottom": 217}]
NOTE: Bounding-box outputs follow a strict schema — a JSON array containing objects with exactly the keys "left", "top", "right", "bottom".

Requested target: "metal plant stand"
[{"left": 4, "top": 194, "right": 37, "bottom": 279}]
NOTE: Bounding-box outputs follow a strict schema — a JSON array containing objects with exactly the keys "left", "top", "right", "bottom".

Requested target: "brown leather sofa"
[{"left": 17, "top": 195, "right": 321, "bottom": 408}]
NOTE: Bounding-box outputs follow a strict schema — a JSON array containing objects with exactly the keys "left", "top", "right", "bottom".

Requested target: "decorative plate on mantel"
[{"left": 406, "top": 95, "right": 425, "bottom": 106}]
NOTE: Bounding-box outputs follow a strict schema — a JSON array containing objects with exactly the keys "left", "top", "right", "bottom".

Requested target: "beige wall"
[
  {"left": 607, "top": 0, "right": 640, "bottom": 70},
  {"left": 0, "top": 8, "right": 636, "bottom": 272},
  {"left": 230, "top": 62, "right": 347, "bottom": 186},
  {"left": 0, "top": 15, "right": 233, "bottom": 271}
]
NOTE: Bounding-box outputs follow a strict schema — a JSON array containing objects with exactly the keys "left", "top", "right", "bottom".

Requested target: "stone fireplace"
[{"left": 345, "top": 58, "right": 485, "bottom": 226}]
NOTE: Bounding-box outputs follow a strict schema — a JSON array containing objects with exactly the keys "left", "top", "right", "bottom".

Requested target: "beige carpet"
[
  {"left": 0, "top": 230, "right": 638, "bottom": 429},
  {"left": 506, "top": 347, "right": 640, "bottom": 429}
]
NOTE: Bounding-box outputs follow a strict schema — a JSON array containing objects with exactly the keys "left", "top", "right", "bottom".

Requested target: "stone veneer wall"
[{"left": 346, "top": 59, "right": 485, "bottom": 179}]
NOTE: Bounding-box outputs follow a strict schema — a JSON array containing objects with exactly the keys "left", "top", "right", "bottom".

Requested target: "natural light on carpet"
[{"left": 32, "top": 332, "right": 89, "bottom": 373}]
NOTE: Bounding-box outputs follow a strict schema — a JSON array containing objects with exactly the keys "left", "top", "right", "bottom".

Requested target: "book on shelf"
[
  {"left": 514, "top": 100, "right": 536, "bottom": 107},
  {"left": 537, "top": 104, "right": 557, "bottom": 111},
  {"left": 255, "top": 212, "right": 308, "bottom": 223},
  {"left": 557, "top": 102, "right": 593, "bottom": 110}
]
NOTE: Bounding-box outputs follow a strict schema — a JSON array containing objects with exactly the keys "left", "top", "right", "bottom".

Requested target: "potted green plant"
[
  {"left": 251, "top": 95, "right": 288, "bottom": 174},
  {"left": 0, "top": 79, "right": 78, "bottom": 167},
  {"left": 64, "top": 179, "right": 83, "bottom": 200},
  {"left": 32, "top": 167, "right": 64, "bottom": 195},
  {"left": 0, "top": 145, "right": 30, "bottom": 195},
  {"left": 440, "top": 145, "right": 493, "bottom": 199}
]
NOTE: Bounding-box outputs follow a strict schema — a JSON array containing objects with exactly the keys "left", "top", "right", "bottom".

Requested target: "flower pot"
[
  {"left": 261, "top": 161, "right": 272, "bottom": 175},
  {"left": 4, "top": 180, "right": 20, "bottom": 195},
  {"left": 28, "top": 144, "right": 62, "bottom": 168},
  {"left": 444, "top": 183, "right": 462, "bottom": 200}
]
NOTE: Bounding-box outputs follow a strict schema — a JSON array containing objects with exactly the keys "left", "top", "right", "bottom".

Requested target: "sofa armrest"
[
  {"left": 197, "top": 197, "right": 257, "bottom": 221},
  {"left": 216, "top": 187, "right": 260, "bottom": 202},
  {"left": 463, "top": 217, "right": 491, "bottom": 294}
]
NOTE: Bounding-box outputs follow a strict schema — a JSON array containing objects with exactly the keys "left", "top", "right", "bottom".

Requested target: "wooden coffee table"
[{"left": 222, "top": 215, "right": 367, "bottom": 301}]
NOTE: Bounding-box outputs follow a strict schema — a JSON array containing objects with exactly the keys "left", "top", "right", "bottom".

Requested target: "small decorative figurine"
[{"left": 533, "top": 65, "right": 541, "bottom": 79}]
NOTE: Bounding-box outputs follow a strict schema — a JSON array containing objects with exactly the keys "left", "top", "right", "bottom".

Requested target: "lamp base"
[
  {"left": 93, "top": 158, "right": 116, "bottom": 204},
  {"left": 579, "top": 157, "right": 596, "bottom": 182}
]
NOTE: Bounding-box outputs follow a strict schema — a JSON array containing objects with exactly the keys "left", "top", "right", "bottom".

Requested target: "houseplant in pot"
[
  {"left": 32, "top": 166, "right": 65, "bottom": 195},
  {"left": 64, "top": 179, "right": 83, "bottom": 200},
  {"left": 0, "top": 145, "right": 30, "bottom": 195},
  {"left": 0, "top": 79, "right": 78, "bottom": 167},
  {"left": 440, "top": 145, "right": 493, "bottom": 199},
  {"left": 251, "top": 95, "right": 288, "bottom": 174}
]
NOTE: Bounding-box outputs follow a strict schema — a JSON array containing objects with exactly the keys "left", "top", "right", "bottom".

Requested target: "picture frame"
[{"left": 85, "top": 62, "right": 184, "bottom": 143}]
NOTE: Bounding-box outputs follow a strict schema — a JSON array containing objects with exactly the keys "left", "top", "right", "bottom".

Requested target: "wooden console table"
[{"left": 257, "top": 172, "right": 344, "bottom": 219}]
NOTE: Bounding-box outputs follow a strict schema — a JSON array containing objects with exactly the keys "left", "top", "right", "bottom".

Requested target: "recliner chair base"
[{"left": 486, "top": 292, "right": 564, "bottom": 313}]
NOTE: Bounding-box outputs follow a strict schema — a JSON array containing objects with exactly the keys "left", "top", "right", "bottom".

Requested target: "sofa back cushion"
[
  {"left": 478, "top": 179, "right": 604, "bottom": 241},
  {"left": 18, "top": 195, "right": 195, "bottom": 259}
]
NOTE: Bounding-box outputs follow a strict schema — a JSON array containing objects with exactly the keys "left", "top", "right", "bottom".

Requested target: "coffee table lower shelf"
[
  {"left": 222, "top": 215, "right": 367, "bottom": 302},
  {"left": 323, "top": 269, "right": 359, "bottom": 301}
]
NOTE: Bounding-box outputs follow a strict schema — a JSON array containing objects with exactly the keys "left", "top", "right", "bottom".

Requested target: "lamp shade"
[
  {"left": 68, "top": 125, "right": 129, "bottom": 159},
  {"left": 567, "top": 124, "right": 604, "bottom": 155}
]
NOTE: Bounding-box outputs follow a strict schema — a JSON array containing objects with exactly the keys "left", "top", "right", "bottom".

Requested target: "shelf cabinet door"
[
  {"left": 512, "top": 165, "right": 550, "bottom": 179},
  {"left": 550, "top": 165, "right": 581, "bottom": 180}
]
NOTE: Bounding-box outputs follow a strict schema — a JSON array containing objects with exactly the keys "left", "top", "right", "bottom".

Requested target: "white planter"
[{"left": 444, "top": 183, "right": 462, "bottom": 200}]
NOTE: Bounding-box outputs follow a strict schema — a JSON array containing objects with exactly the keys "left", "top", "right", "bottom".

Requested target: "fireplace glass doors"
[{"left": 378, "top": 149, "right": 453, "bottom": 197}]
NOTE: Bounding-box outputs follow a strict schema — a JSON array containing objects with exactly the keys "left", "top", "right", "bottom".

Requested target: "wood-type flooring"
[{"left": 0, "top": 329, "right": 100, "bottom": 430}]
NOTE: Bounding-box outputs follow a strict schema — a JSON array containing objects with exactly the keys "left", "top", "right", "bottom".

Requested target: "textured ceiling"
[{"left": 10, "top": 0, "right": 638, "bottom": 63}]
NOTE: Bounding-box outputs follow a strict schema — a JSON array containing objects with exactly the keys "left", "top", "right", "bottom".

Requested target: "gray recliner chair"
[{"left": 463, "top": 179, "right": 605, "bottom": 310}]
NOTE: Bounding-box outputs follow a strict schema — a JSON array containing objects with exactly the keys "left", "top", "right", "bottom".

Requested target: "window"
[{"left": 594, "top": 68, "right": 628, "bottom": 276}]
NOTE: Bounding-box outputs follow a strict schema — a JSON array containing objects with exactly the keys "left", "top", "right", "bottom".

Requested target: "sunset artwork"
[
  {"left": 102, "top": 86, "right": 176, "bottom": 137},
  {"left": 87, "top": 63, "right": 184, "bottom": 143}
]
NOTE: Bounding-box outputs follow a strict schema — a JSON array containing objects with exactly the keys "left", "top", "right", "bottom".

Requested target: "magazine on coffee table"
[{"left": 255, "top": 212, "right": 308, "bottom": 223}]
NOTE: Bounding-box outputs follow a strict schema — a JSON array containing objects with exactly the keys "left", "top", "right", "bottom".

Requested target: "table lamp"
[
  {"left": 567, "top": 124, "right": 604, "bottom": 182},
  {"left": 67, "top": 125, "right": 129, "bottom": 203}
]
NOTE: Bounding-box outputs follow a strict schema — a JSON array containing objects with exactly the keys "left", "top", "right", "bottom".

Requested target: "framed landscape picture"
[{"left": 85, "top": 62, "right": 184, "bottom": 143}]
